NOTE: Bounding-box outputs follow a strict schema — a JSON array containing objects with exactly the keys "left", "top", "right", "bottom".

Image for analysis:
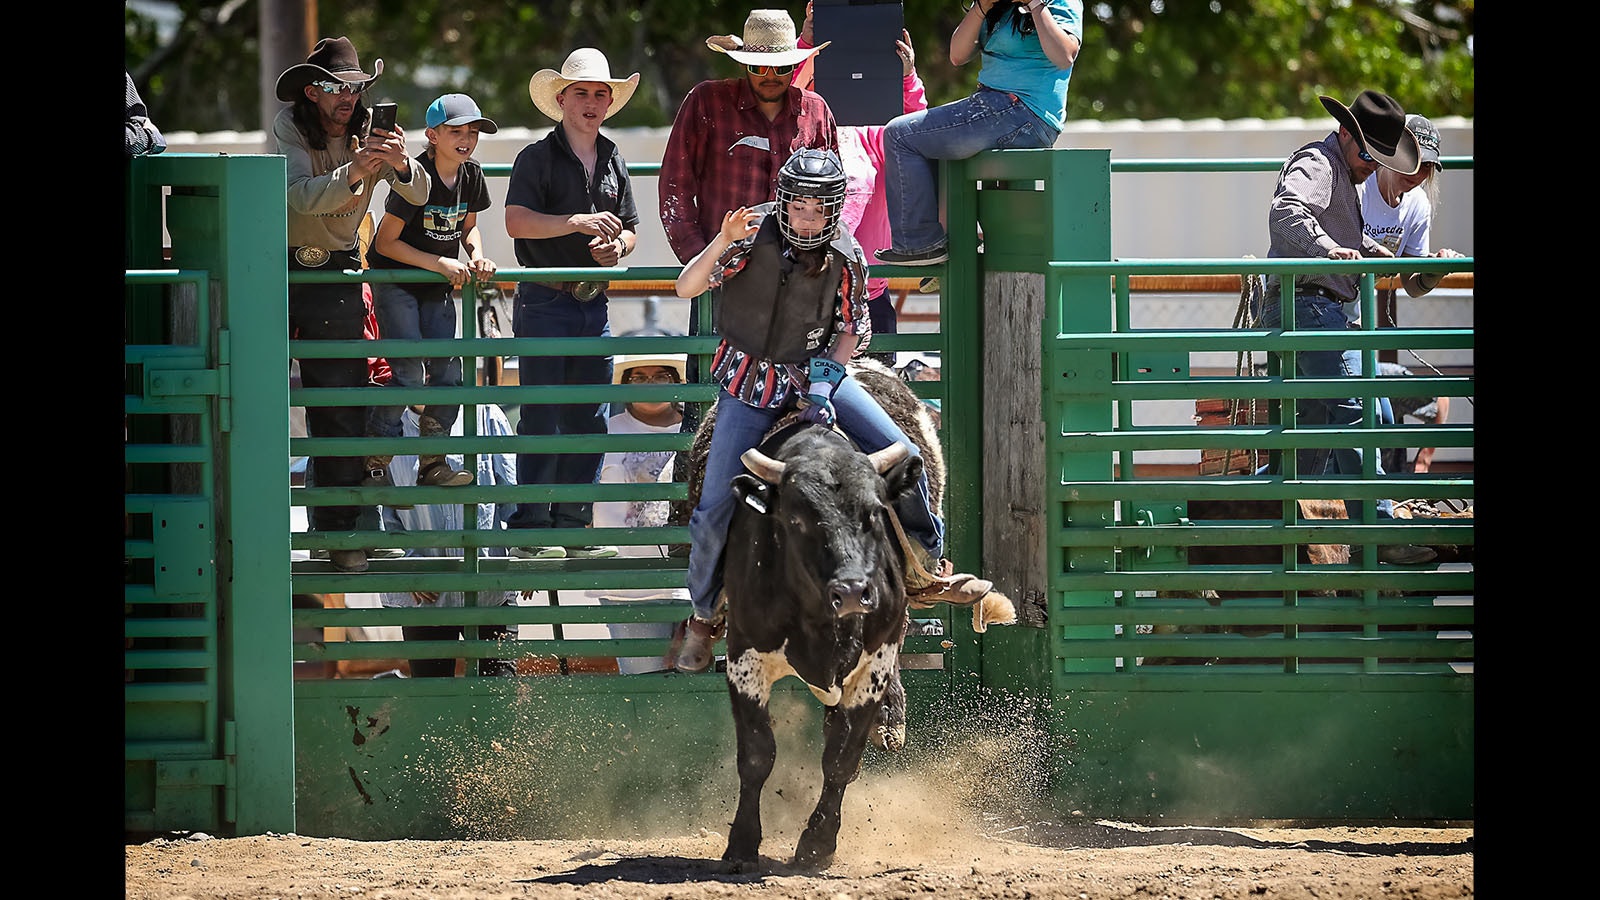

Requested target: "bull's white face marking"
[{"left": 726, "top": 640, "right": 899, "bottom": 710}]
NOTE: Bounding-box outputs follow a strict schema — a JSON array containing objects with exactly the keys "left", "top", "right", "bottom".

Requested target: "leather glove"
[{"left": 799, "top": 357, "right": 847, "bottom": 427}]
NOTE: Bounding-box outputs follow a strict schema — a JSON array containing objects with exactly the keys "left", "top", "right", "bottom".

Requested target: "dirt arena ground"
[{"left": 126, "top": 819, "right": 1473, "bottom": 899}]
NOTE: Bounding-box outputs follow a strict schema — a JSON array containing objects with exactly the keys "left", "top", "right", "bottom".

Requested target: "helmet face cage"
[{"left": 776, "top": 149, "right": 847, "bottom": 250}]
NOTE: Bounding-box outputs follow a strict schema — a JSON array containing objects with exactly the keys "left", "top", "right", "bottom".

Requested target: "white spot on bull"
[{"left": 726, "top": 640, "right": 899, "bottom": 710}]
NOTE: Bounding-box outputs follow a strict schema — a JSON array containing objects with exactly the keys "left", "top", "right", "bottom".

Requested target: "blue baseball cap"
[{"left": 425, "top": 93, "right": 498, "bottom": 133}]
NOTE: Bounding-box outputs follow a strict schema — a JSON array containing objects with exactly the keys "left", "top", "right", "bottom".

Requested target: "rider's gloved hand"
[{"left": 799, "top": 357, "right": 847, "bottom": 427}]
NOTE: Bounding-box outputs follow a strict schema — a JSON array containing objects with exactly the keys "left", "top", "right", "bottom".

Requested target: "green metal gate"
[{"left": 125, "top": 148, "right": 1472, "bottom": 837}]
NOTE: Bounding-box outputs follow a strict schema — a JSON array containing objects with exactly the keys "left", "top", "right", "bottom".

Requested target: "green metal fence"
[{"left": 126, "top": 147, "right": 1473, "bottom": 838}]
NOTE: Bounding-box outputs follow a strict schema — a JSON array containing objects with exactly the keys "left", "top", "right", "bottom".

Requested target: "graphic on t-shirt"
[{"left": 422, "top": 200, "right": 468, "bottom": 242}]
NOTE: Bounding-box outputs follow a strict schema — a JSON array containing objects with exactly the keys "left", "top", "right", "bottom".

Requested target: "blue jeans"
[
  {"left": 506, "top": 283, "right": 613, "bottom": 531},
  {"left": 686, "top": 380, "right": 946, "bottom": 620},
  {"left": 368, "top": 282, "right": 463, "bottom": 437},
  {"left": 1267, "top": 292, "right": 1393, "bottom": 520},
  {"left": 882, "top": 87, "right": 1060, "bottom": 255}
]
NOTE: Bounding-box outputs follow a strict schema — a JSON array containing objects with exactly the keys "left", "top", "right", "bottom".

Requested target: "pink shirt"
[{"left": 795, "top": 39, "right": 928, "bottom": 298}]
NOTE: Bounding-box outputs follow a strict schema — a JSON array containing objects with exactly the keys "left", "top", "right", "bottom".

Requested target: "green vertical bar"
[
  {"left": 159, "top": 153, "right": 296, "bottom": 834},
  {"left": 1045, "top": 150, "right": 1114, "bottom": 677},
  {"left": 941, "top": 157, "right": 982, "bottom": 596}
]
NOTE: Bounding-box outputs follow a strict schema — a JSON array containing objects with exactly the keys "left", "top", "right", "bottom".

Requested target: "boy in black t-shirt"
[{"left": 365, "top": 93, "right": 501, "bottom": 489}]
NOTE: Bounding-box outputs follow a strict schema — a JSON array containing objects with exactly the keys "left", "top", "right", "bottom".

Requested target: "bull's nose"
[{"left": 829, "top": 578, "right": 873, "bottom": 617}]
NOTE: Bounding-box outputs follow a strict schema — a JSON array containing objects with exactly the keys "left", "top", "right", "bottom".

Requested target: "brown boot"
[
  {"left": 673, "top": 613, "right": 726, "bottom": 674},
  {"left": 417, "top": 414, "right": 473, "bottom": 486},
  {"left": 904, "top": 545, "right": 994, "bottom": 609},
  {"left": 361, "top": 454, "right": 412, "bottom": 509}
]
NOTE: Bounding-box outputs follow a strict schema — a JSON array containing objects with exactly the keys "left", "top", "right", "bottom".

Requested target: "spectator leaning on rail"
[
  {"left": 272, "top": 36, "right": 430, "bottom": 574},
  {"left": 876, "top": 0, "right": 1083, "bottom": 267},
  {"left": 363, "top": 92, "right": 502, "bottom": 494},
  {"left": 502, "top": 48, "right": 641, "bottom": 561},
  {"left": 124, "top": 71, "right": 166, "bottom": 158},
  {"left": 1259, "top": 89, "right": 1435, "bottom": 566},
  {"left": 1347, "top": 113, "right": 1466, "bottom": 326}
]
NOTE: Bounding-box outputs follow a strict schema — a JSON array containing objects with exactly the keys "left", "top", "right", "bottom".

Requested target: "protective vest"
[{"left": 715, "top": 206, "right": 857, "bottom": 364}]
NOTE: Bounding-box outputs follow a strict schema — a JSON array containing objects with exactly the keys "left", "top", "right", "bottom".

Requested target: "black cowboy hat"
[
  {"left": 1318, "top": 90, "right": 1420, "bottom": 175},
  {"left": 274, "top": 36, "right": 384, "bottom": 103}
]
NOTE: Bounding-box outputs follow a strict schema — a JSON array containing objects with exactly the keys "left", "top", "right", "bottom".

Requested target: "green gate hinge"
[{"left": 146, "top": 368, "right": 220, "bottom": 398}]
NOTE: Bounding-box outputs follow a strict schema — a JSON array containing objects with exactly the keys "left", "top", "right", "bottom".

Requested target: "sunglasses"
[
  {"left": 746, "top": 63, "right": 796, "bottom": 77},
  {"left": 311, "top": 80, "right": 370, "bottom": 95},
  {"left": 1356, "top": 146, "right": 1375, "bottom": 164},
  {"left": 624, "top": 372, "right": 678, "bottom": 385}
]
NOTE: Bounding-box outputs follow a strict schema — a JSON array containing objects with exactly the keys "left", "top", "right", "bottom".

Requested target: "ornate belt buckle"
[
  {"left": 572, "top": 281, "right": 605, "bottom": 302},
  {"left": 294, "top": 246, "right": 331, "bottom": 267}
]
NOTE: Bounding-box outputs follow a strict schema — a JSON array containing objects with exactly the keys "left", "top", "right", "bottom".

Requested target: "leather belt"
[
  {"left": 1298, "top": 284, "right": 1349, "bottom": 303},
  {"left": 530, "top": 280, "right": 607, "bottom": 301}
]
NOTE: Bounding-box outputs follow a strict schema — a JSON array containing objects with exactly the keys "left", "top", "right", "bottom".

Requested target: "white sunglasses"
[{"left": 311, "top": 80, "right": 370, "bottom": 95}]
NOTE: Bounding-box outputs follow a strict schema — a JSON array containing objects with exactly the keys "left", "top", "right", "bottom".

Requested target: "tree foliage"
[{"left": 126, "top": 0, "right": 1473, "bottom": 135}]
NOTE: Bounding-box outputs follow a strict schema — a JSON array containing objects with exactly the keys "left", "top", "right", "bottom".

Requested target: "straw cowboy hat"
[
  {"left": 1318, "top": 90, "right": 1420, "bottom": 175},
  {"left": 275, "top": 36, "right": 383, "bottom": 102},
  {"left": 528, "top": 48, "right": 641, "bottom": 122},
  {"left": 705, "top": 9, "right": 829, "bottom": 66},
  {"left": 612, "top": 354, "right": 687, "bottom": 384}
]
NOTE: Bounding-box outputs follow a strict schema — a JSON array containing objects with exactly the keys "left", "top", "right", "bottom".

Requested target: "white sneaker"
[{"left": 510, "top": 545, "right": 566, "bottom": 560}]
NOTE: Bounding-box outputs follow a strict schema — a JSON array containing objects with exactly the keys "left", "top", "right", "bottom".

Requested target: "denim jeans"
[
  {"left": 1267, "top": 292, "right": 1394, "bottom": 520},
  {"left": 288, "top": 261, "right": 369, "bottom": 533},
  {"left": 685, "top": 381, "right": 946, "bottom": 620},
  {"left": 506, "top": 282, "right": 613, "bottom": 531},
  {"left": 882, "top": 87, "right": 1060, "bottom": 255},
  {"left": 368, "top": 282, "right": 463, "bottom": 437}
]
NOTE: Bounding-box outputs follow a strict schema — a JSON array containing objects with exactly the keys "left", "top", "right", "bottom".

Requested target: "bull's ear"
[
  {"left": 731, "top": 473, "right": 772, "bottom": 515},
  {"left": 881, "top": 454, "right": 925, "bottom": 504}
]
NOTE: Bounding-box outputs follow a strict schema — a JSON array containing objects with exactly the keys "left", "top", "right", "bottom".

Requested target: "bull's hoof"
[
  {"left": 788, "top": 843, "right": 835, "bottom": 872},
  {"left": 717, "top": 854, "right": 761, "bottom": 874},
  {"left": 871, "top": 675, "right": 907, "bottom": 752}
]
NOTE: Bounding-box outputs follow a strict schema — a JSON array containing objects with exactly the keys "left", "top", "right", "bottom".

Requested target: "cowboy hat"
[
  {"left": 612, "top": 354, "right": 687, "bottom": 384},
  {"left": 706, "top": 9, "right": 830, "bottom": 67},
  {"left": 275, "top": 36, "right": 384, "bottom": 103},
  {"left": 528, "top": 48, "right": 641, "bottom": 122},
  {"left": 1318, "top": 90, "right": 1420, "bottom": 175}
]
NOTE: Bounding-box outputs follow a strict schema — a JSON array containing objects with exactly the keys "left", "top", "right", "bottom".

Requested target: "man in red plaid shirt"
[{"left": 659, "top": 8, "right": 839, "bottom": 266}]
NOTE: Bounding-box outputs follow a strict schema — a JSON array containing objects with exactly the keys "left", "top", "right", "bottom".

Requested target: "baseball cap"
[
  {"left": 426, "top": 93, "right": 499, "bottom": 133},
  {"left": 1406, "top": 114, "right": 1442, "bottom": 170}
]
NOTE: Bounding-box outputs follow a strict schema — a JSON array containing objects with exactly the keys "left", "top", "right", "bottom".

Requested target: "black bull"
[{"left": 679, "top": 361, "right": 949, "bottom": 870}]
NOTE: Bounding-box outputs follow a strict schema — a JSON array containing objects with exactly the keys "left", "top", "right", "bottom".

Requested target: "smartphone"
[{"left": 367, "top": 102, "right": 397, "bottom": 139}]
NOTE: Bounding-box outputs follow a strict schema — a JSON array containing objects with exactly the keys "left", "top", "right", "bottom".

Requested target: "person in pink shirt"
[{"left": 795, "top": 3, "right": 927, "bottom": 365}]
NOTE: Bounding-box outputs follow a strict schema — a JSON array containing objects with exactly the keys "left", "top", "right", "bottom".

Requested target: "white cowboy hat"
[
  {"left": 706, "top": 9, "right": 829, "bottom": 68},
  {"left": 611, "top": 354, "right": 687, "bottom": 384},
  {"left": 528, "top": 48, "right": 641, "bottom": 122}
]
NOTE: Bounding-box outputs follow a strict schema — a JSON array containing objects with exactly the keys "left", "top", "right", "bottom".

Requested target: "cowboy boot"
[
  {"left": 904, "top": 544, "right": 994, "bottom": 609},
  {"left": 417, "top": 414, "right": 473, "bottom": 486}
]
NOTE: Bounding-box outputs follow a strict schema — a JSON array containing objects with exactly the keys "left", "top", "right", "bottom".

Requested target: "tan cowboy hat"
[
  {"left": 1318, "top": 90, "right": 1421, "bottom": 175},
  {"left": 275, "top": 36, "right": 383, "bottom": 102},
  {"left": 706, "top": 9, "right": 829, "bottom": 67},
  {"left": 612, "top": 354, "right": 687, "bottom": 385},
  {"left": 527, "top": 48, "right": 641, "bottom": 122}
]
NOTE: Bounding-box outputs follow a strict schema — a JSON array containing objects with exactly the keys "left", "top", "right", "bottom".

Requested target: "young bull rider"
[{"left": 671, "top": 148, "right": 996, "bottom": 674}]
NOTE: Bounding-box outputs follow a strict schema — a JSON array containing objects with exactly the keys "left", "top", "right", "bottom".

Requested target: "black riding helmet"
[{"left": 776, "top": 148, "right": 846, "bottom": 250}]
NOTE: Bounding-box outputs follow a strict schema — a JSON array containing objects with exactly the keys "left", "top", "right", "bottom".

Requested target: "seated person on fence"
[
  {"left": 669, "top": 147, "right": 995, "bottom": 675},
  {"left": 379, "top": 403, "right": 519, "bottom": 677},
  {"left": 585, "top": 354, "right": 691, "bottom": 674}
]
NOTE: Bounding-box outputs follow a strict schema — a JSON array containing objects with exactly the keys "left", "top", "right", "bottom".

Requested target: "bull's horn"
[
  {"left": 867, "top": 442, "right": 909, "bottom": 474},
  {"left": 741, "top": 447, "right": 786, "bottom": 482}
]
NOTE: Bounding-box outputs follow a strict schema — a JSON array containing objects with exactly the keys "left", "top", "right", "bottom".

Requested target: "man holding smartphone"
[{"left": 271, "top": 35, "right": 430, "bottom": 574}]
